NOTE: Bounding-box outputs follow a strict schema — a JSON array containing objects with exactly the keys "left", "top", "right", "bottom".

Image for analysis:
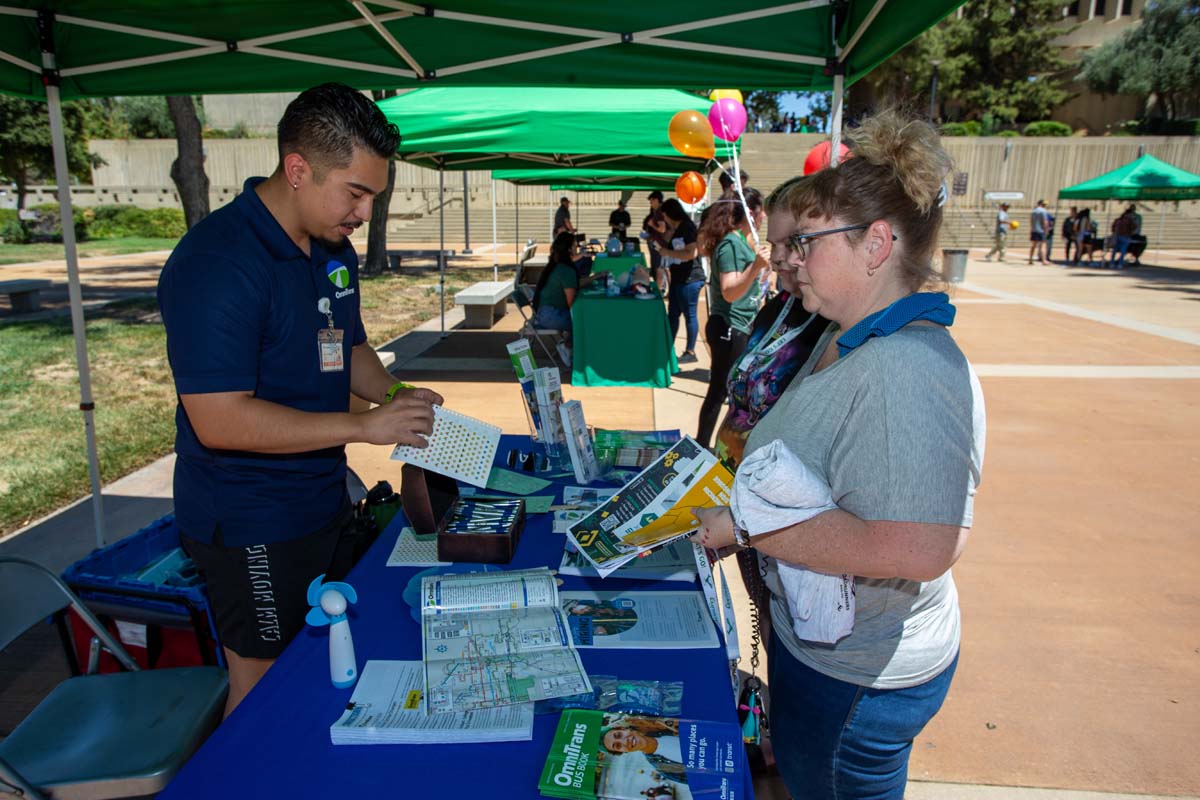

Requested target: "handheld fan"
[{"left": 305, "top": 574, "right": 359, "bottom": 689}]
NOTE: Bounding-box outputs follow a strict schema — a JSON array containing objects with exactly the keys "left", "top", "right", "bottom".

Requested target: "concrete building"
[{"left": 1050, "top": 0, "right": 1145, "bottom": 133}]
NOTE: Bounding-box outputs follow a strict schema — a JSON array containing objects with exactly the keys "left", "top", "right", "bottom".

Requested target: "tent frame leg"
[{"left": 42, "top": 39, "right": 107, "bottom": 548}]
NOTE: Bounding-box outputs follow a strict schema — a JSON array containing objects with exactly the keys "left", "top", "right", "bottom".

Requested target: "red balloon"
[{"left": 803, "top": 141, "right": 852, "bottom": 175}]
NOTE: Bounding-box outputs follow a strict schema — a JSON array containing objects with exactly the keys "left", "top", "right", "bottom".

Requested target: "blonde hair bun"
[{"left": 848, "top": 110, "right": 952, "bottom": 216}]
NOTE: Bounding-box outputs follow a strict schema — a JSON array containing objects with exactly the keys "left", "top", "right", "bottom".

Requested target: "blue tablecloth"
[{"left": 159, "top": 435, "right": 752, "bottom": 799}]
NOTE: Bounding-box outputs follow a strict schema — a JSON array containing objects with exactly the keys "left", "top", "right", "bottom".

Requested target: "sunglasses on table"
[{"left": 784, "top": 224, "right": 898, "bottom": 260}]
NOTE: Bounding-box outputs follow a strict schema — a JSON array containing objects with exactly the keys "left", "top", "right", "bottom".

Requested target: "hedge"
[
  {"left": 0, "top": 204, "right": 185, "bottom": 243},
  {"left": 1022, "top": 120, "right": 1072, "bottom": 137}
]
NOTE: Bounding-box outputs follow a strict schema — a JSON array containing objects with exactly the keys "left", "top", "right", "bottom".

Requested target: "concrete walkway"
[{"left": 3, "top": 246, "right": 1198, "bottom": 798}]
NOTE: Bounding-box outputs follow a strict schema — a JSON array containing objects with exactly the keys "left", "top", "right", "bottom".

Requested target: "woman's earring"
[
  {"left": 292, "top": 182, "right": 299, "bottom": 190},
  {"left": 867, "top": 264, "right": 879, "bottom": 277}
]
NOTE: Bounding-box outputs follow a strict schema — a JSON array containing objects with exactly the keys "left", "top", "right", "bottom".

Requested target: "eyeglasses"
[{"left": 784, "top": 224, "right": 897, "bottom": 261}]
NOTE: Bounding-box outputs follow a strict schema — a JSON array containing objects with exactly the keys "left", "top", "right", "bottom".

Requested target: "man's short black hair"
[
  {"left": 718, "top": 169, "right": 749, "bottom": 190},
  {"left": 648, "top": 190, "right": 665, "bottom": 202},
  {"left": 560, "top": 196, "right": 570, "bottom": 204},
  {"left": 277, "top": 83, "right": 400, "bottom": 177}
]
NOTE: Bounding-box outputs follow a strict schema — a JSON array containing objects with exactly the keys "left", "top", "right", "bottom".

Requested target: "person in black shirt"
[
  {"left": 553, "top": 196, "right": 575, "bottom": 237},
  {"left": 642, "top": 190, "right": 669, "bottom": 286},
  {"left": 653, "top": 198, "right": 703, "bottom": 363},
  {"left": 609, "top": 199, "right": 632, "bottom": 238}
]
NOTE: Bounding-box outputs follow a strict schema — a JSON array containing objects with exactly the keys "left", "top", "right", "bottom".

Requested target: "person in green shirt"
[
  {"left": 696, "top": 187, "right": 770, "bottom": 448},
  {"left": 532, "top": 231, "right": 585, "bottom": 331}
]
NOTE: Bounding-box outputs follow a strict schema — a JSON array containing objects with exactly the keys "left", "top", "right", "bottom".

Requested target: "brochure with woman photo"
[{"left": 538, "top": 710, "right": 746, "bottom": 800}]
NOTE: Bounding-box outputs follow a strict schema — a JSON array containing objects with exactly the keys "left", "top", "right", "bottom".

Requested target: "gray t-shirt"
[{"left": 745, "top": 322, "right": 986, "bottom": 689}]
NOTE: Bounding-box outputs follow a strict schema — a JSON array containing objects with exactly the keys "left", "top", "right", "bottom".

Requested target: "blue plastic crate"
[{"left": 62, "top": 513, "right": 225, "bottom": 667}]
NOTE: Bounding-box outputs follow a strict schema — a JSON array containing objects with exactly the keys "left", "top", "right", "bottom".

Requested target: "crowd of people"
[
  {"left": 985, "top": 200, "right": 1145, "bottom": 268},
  {"left": 157, "top": 82, "right": 985, "bottom": 800}
]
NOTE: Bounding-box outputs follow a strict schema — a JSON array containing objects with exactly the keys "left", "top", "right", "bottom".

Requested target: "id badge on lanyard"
[{"left": 316, "top": 297, "right": 344, "bottom": 372}]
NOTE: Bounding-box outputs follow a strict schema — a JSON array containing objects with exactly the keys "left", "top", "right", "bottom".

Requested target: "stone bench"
[
  {"left": 454, "top": 280, "right": 514, "bottom": 329},
  {"left": 0, "top": 280, "right": 53, "bottom": 313}
]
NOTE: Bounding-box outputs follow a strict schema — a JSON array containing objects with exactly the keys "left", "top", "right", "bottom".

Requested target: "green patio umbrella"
[{"left": 0, "top": 0, "right": 963, "bottom": 547}]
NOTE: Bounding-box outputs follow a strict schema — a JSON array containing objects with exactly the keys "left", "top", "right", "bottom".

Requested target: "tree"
[
  {"left": 166, "top": 96, "right": 210, "bottom": 229},
  {"left": 364, "top": 89, "right": 398, "bottom": 276},
  {"left": 1079, "top": 0, "right": 1200, "bottom": 122},
  {"left": 855, "top": 0, "right": 1071, "bottom": 124},
  {"left": 115, "top": 95, "right": 179, "bottom": 138},
  {"left": 0, "top": 95, "right": 99, "bottom": 210}
]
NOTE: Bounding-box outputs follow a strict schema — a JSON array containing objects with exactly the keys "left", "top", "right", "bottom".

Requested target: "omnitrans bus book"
[{"left": 538, "top": 710, "right": 746, "bottom": 800}]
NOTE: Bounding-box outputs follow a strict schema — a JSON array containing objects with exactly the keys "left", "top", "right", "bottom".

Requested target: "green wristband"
[{"left": 384, "top": 381, "right": 415, "bottom": 403}]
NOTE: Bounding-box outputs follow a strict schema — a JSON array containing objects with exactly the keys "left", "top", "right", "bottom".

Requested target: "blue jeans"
[
  {"left": 1111, "top": 235, "right": 1133, "bottom": 269},
  {"left": 531, "top": 304, "right": 572, "bottom": 331},
  {"left": 768, "top": 634, "right": 959, "bottom": 800},
  {"left": 668, "top": 279, "right": 703, "bottom": 353}
]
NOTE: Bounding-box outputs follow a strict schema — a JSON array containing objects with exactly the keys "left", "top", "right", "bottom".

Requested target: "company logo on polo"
[{"left": 326, "top": 260, "right": 351, "bottom": 289}]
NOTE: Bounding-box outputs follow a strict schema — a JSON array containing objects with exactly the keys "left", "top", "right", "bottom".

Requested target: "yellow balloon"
[
  {"left": 709, "top": 89, "right": 744, "bottom": 104},
  {"left": 668, "top": 110, "right": 715, "bottom": 160}
]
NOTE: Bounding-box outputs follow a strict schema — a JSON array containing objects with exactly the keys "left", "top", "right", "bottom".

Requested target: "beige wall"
[{"left": 87, "top": 134, "right": 1200, "bottom": 209}]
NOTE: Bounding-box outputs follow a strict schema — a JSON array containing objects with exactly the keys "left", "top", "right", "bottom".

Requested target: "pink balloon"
[{"left": 708, "top": 98, "right": 747, "bottom": 142}]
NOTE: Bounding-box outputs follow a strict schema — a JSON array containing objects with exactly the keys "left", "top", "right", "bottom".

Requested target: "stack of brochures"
[
  {"left": 330, "top": 661, "right": 534, "bottom": 745},
  {"left": 592, "top": 429, "right": 680, "bottom": 470},
  {"left": 538, "top": 710, "right": 747, "bottom": 799}
]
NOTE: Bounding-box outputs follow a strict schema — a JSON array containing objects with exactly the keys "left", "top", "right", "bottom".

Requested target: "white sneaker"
[{"left": 556, "top": 342, "right": 572, "bottom": 368}]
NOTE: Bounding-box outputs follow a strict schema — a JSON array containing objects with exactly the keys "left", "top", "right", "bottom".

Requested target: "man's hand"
[
  {"left": 358, "top": 392, "right": 435, "bottom": 447},
  {"left": 689, "top": 506, "right": 736, "bottom": 550},
  {"left": 402, "top": 386, "right": 444, "bottom": 406}
]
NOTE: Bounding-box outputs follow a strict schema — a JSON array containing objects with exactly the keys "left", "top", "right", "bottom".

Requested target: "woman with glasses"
[
  {"left": 695, "top": 187, "right": 770, "bottom": 449},
  {"left": 692, "top": 111, "right": 986, "bottom": 800}
]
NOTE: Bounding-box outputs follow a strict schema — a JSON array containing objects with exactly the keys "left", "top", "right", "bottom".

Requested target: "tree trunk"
[
  {"left": 15, "top": 165, "right": 27, "bottom": 211},
  {"left": 364, "top": 158, "right": 395, "bottom": 276},
  {"left": 364, "top": 89, "right": 398, "bottom": 276},
  {"left": 166, "top": 95, "right": 210, "bottom": 229}
]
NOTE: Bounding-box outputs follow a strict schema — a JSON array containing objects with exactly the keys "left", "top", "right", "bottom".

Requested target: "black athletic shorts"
[{"left": 181, "top": 505, "right": 356, "bottom": 660}]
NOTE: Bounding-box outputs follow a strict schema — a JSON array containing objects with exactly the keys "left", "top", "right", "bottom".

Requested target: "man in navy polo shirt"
[{"left": 158, "top": 83, "right": 441, "bottom": 715}]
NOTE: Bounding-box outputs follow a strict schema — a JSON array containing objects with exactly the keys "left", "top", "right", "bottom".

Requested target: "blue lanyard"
[{"left": 837, "top": 291, "right": 956, "bottom": 358}]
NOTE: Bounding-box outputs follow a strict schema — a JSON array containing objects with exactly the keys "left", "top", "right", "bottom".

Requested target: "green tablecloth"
[
  {"left": 591, "top": 253, "right": 646, "bottom": 278},
  {"left": 571, "top": 288, "right": 678, "bottom": 388}
]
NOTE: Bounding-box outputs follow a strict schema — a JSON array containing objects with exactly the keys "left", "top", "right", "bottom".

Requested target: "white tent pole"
[
  {"left": 491, "top": 179, "right": 498, "bottom": 281},
  {"left": 829, "top": 73, "right": 845, "bottom": 166},
  {"left": 41, "top": 49, "right": 107, "bottom": 548},
  {"left": 515, "top": 190, "right": 521, "bottom": 261},
  {"left": 439, "top": 167, "right": 446, "bottom": 338}
]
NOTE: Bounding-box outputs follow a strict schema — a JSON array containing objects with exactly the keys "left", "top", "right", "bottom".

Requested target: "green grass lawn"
[
  {"left": 0, "top": 266, "right": 482, "bottom": 535},
  {"left": 0, "top": 237, "right": 179, "bottom": 266}
]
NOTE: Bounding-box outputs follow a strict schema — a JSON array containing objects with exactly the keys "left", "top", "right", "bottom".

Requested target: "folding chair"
[
  {"left": 0, "top": 557, "right": 228, "bottom": 800},
  {"left": 511, "top": 241, "right": 567, "bottom": 369}
]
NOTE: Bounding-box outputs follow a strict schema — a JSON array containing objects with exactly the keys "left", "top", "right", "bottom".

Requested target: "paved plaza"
[{"left": 2, "top": 245, "right": 1198, "bottom": 798}]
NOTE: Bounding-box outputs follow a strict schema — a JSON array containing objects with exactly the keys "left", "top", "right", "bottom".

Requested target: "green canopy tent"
[
  {"left": 492, "top": 169, "right": 680, "bottom": 189},
  {"left": 1058, "top": 154, "right": 1200, "bottom": 263},
  {"left": 0, "top": 0, "right": 963, "bottom": 547},
  {"left": 378, "top": 87, "right": 731, "bottom": 329}
]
